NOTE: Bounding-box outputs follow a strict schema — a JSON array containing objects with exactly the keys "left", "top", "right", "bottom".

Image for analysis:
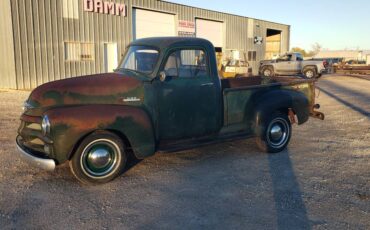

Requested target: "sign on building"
[
  {"left": 83, "top": 0, "right": 127, "bottom": 16},
  {"left": 178, "top": 20, "right": 196, "bottom": 37},
  {"left": 254, "top": 36, "right": 263, "bottom": 45}
]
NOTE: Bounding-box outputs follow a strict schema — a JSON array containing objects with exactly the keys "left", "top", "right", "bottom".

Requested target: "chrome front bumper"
[{"left": 16, "top": 138, "right": 56, "bottom": 171}]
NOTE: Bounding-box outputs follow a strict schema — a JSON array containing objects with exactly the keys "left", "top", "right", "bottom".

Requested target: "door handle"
[{"left": 201, "top": 83, "right": 214, "bottom": 86}]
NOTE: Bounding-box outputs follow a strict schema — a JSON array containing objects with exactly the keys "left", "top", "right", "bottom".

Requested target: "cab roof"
[{"left": 129, "top": 37, "right": 215, "bottom": 51}]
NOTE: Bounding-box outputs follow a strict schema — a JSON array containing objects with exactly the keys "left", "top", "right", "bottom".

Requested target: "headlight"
[{"left": 41, "top": 115, "right": 50, "bottom": 135}]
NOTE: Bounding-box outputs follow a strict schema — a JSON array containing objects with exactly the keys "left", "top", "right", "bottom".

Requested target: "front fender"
[{"left": 45, "top": 105, "right": 155, "bottom": 164}]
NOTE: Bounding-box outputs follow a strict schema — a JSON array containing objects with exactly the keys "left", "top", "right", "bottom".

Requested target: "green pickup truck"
[{"left": 17, "top": 37, "right": 324, "bottom": 184}]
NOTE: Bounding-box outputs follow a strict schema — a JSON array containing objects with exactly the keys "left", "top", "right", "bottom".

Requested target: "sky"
[{"left": 167, "top": 0, "right": 370, "bottom": 51}]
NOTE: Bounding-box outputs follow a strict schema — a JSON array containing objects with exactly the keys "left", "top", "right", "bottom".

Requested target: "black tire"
[
  {"left": 261, "top": 66, "right": 274, "bottom": 77},
  {"left": 303, "top": 67, "right": 317, "bottom": 79},
  {"left": 256, "top": 112, "right": 292, "bottom": 153},
  {"left": 69, "top": 131, "right": 127, "bottom": 185}
]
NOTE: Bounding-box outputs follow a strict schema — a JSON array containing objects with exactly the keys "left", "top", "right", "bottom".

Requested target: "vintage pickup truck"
[{"left": 17, "top": 37, "right": 324, "bottom": 184}]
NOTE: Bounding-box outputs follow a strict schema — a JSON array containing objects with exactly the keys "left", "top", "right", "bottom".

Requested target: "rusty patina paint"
[
  {"left": 26, "top": 73, "right": 145, "bottom": 116},
  {"left": 44, "top": 105, "right": 155, "bottom": 163},
  {"left": 18, "top": 71, "right": 155, "bottom": 163}
]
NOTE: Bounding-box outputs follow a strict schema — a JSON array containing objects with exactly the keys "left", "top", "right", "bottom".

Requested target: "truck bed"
[
  {"left": 221, "top": 76, "right": 316, "bottom": 129},
  {"left": 221, "top": 76, "right": 314, "bottom": 90}
]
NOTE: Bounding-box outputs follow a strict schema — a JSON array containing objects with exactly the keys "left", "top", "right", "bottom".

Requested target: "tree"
[
  {"left": 291, "top": 43, "right": 323, "bottom": 57},
  {"left": 291, "top": 47, "right": 308, "bottom": 57},
  {"left": 307, "top": 43, "right": 322, "bottom": 57}
]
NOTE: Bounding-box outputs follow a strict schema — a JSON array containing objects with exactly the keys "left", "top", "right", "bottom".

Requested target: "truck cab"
[{"left": 17, "top": 37, "right": 324, "bottom": 184}]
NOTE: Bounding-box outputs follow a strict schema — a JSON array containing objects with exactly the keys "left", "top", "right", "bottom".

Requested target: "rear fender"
[
  {"left": 249, "top": 90, "right": 310, "bottom": 134},
  {"left": 45, "top": 105, "right": 155, "bottom": 164},
  {"left": 302, "top": 65, "right": 318, "bottom": 73}
]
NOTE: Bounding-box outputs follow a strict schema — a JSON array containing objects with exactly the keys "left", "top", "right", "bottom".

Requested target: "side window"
[
  {"left": 164, "top": 49, "right": 209, "bottom": 78},
  {"left": 296, "top": 54, "right": 303, "bottom": 61}
]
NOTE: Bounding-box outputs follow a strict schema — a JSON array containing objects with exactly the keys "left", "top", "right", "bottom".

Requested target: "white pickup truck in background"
[{"left": 259, "top": 52, "right": 326, "bottom": 79}]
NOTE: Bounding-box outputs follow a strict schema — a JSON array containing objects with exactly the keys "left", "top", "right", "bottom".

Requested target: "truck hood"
[{"left": 25, "top": 72, "right": 146, "bottom": 116}]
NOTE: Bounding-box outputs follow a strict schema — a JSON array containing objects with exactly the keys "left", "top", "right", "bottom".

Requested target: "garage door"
[
  {"left": 133, "top": 9, "right": 176, "bottom": 40},
  {"left": 196, "top": 19, "right": 224, "bottom": 48}
]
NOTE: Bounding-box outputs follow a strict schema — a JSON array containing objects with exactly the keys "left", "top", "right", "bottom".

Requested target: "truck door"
[
  {"left": 294, "top": 53, "right": 304, "bottom": 74},
  {"left": 156, "top": 48, "right": 221, "bottom": 140},
  {"left": 276, "top": 54, "right": 300, "bottom": 74}
]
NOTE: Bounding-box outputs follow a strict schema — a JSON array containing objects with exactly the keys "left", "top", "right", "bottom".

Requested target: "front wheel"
[
  {"left": 69, "top": 131, "right": 127, "bottom": 184},
  {"left": 256, "top": 112, "right": 292, "bottom": 153},
  {"left": 261, "top": 66, "right": 274, "bottom": 77}
]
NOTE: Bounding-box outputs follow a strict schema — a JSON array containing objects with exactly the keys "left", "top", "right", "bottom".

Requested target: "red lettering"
[
  {"left": 84, "top": 0, "right": 126, "bottom": 17},
  {"left": 115, "top": 3, "right": 126, "bottom": 16},
  {"left": 84, "top": 0, "right": 94, "bottom": 12},
  {"left": 94, "top": 0, "right": 103, "bottom": 13},
  {"left": 104, "top": 2, "right": 115, "bottom": 15}
]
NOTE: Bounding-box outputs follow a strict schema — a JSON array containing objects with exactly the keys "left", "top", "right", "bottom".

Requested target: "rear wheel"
[
  {"left": 256, "top": 112, "right": 292, "bottom": 153},
  {"left": 69, "top": 131, "right": 127, "bottom": 184},
  {"left": 303, "top": 68, "right": 317, "bottom": 79}
]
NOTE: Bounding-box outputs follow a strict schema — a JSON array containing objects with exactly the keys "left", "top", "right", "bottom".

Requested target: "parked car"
[
  {"left": 259, "top": 52, "right": 326, "bottom": 79},
  {"left": 310, "top": 57, "right": 343, "bottom": 66},
  {"left": 345, "top": 59, "right": 366, "bottom": 65},
  {"left": 17, "top": 37, "right": 324, "bottom": 184},
  {"left": 218, "top": 50, "right": 252, "bottom": 78},
  {"left": 310, "top": 58, "right": 344, "bottom": 73}
]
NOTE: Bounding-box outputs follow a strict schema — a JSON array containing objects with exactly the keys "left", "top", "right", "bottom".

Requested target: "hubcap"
[
  {"left": 267, "top": 118, "right": 289, "bottom": 148},
  {"left": 81, "top": 139, "right": 121, "bottom": 178},
  {"left": 306, "top": 70, "right": 314, "bottom": 78},
  {"left": 264, "top": 69, "right": 271, "bottom": 76},
  {"left": 270, "top": 124, "right": 283, "bottom": 141},
  {"left": 87, "top": 146, "right": 112, "bottom": 169}
]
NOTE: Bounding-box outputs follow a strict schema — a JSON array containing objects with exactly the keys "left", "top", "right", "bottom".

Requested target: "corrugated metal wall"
[
  {"left": 0, "top": 0, "right": 17, "bottom": 89},
  {"left": 6, "top": 0, "right": 290, "bottom": 89}
]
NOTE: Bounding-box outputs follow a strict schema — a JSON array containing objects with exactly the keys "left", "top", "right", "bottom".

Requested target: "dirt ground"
[{"left": 0, "top": 75, "right": 369, "bottom": 229}]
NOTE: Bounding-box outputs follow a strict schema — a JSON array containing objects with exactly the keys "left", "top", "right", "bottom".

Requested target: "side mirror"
[{"left": 159, "top": 71, "right": 167, "bottom": 82}]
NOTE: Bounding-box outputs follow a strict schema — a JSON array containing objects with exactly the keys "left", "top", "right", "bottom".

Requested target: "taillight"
[{"left": 323, "top": 60, "right": 328, "bottom": 68}]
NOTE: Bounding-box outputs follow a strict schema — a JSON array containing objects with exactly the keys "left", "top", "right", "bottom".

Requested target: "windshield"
[{"left": 119, "top": 46, "right": 159, "bottom": 74}]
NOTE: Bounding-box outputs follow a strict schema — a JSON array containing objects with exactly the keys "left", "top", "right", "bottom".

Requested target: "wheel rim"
[
  {"left": 80, "top": 139, "right": 121, "bottom": 179},
  {"left": 264, "top": 69, "right": 271, "bottom": 77},
  {"left": 305, "top": 70, "right": 314, "bottom": 78},
  {"left": 266, "top": 118, "right": 290, "bottom": 148}
]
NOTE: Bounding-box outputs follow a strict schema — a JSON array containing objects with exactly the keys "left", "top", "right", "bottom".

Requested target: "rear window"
[{"left": 296, "top": 53, "right": 303, "bottom": 61}]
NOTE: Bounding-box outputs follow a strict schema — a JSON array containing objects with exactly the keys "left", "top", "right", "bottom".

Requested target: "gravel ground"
[{"left": 0, "top": 75, "right": 369, "bottom": 229}]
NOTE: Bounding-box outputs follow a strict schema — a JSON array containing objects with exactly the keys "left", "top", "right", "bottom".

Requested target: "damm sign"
[{"left": 83, "top": 0, "right": 127, "bottom": 16}]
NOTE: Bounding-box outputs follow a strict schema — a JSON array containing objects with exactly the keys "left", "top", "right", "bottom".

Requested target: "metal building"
[{"left": 0, "top": 0, "right": 290, "bottom": 89}]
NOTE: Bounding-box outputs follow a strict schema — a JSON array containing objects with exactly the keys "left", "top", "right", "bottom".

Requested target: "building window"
[
  {"left": 63, "top": 0, "right": 79, "bottom": 19},
  {"left": 248, "top": 51, "right": 257, "bottom": 61},
  {"left": 65, "top": 42, "right": 94, "bottom": 61}
]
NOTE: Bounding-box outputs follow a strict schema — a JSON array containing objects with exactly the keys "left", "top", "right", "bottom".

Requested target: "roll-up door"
[
  {"left": 133, "top": 9, "right": 176, "bottom": 40},
  {"left": 196, "top": 19, "right": 224, "bottom": 48}
]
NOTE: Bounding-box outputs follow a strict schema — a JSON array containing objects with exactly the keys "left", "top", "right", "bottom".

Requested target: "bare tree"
[{"left": 308, "top": 43, "right": 322, "bottom": 56}]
